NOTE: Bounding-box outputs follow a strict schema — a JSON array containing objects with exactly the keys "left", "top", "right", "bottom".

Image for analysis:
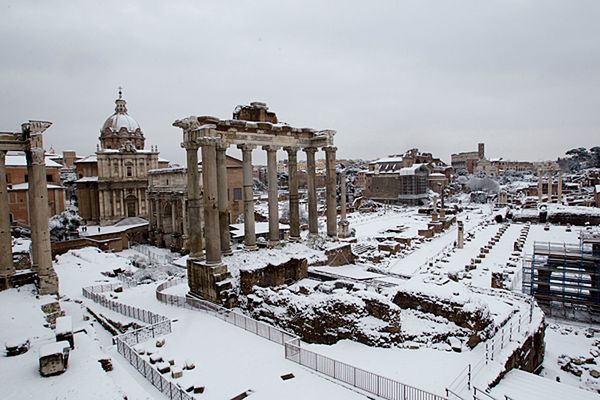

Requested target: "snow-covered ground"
[{"left": 3, "top": 202, "right": 600, "bottom": 399}]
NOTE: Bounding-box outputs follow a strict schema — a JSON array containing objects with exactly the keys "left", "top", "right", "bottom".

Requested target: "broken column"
[
  {"left": 305, "top": 147, "right": 318, "bottom": 237},
  {"left": 238, "top": 144, "right": 257, "bottom": 250},
  {"left": 537, "top": 170, "right": 543, "bottom": 203},
  {"left": 324, "top": 146, "right": 337, "bottom": 238},
  {"left": 338, "top": 168, "right": 351, "bottom": 238},
  {"left": 557, "top": 171, "right": 563, "bottom": 204},
  {"left": 24, "top": 121, "right": 58, "bottom": 295},
  {"left": 285, "top": 146, "right": 300, "bottom": 241},
  {"left": 457, "top": 221, "right": 464, "bottom": 249},
  {"left": 264, "top": 145, "right": 279, "bottom": 246},
  {"left": 0, "top": 150, "right": 15, "bottom": 290},
  {"left": 216, "top": 142, "right": 232, "bottom": 255}
]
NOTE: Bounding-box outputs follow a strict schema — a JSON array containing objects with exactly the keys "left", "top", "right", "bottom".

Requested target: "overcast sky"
[{"left": 1, "top": 0, "right": 599, "bottom": 165}]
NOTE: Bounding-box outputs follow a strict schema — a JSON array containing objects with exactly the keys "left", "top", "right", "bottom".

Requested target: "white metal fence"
[
  {"left": 156, "top": 278, "right": 448, "bottom": 400},
  {"left": 82, "top": 281, "right": 192, "bottom": 400}
]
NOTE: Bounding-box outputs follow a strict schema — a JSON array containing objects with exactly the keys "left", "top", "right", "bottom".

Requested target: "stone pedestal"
[{"left": 187, "top": 258, "right": 232, "bottom": 304}]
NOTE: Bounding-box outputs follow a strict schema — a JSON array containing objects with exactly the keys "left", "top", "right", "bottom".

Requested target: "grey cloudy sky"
[{"left": 1, "top": 0, "right": 599, "bottom": 165}]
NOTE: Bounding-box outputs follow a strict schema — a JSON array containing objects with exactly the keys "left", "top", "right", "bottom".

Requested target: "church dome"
[
  {"left": 99, "top": 88, "right": 146, "bottom": 150},
  {"left": 101, "top": 90, "right": 142, "bottom": 134},
  {"left": 102, "top": 112, "right": 141, "bottom": 133}
]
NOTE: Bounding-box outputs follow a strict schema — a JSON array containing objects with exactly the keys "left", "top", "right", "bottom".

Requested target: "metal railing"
[
  {"left": 83, "top": 282, "right": 192, "bottom": 400},
  {"left": 156, "top": 278, "right": 448, "bottom": 400}
]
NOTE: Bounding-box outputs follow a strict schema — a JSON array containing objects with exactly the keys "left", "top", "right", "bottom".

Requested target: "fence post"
[{"left": 467, "top": 364, "right": 471, "bottom": 391}]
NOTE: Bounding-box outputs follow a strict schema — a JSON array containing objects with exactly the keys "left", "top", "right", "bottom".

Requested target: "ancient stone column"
[
  {"left": 23, "top": 121, "right": 58, "bottom": 295},
  {"left": 558, "top": 171, "right": 563, "bottom": 203},
  {"left": 201, "top": 139, "right": 222, "bottom": 264},
  {"left": 285, "top": 147, "right": 300, "bottom": 241},
  {"left": 181, "top": 198, "right": 189, "bottom": 250},
  {"left": 537, "top": 170, "right": 543, "bottom": 203},
  {"left": 264, "top": 145, "right": 280, "bottom": 246},
  {"left": 216, "top": 142, "right": 232, "bottom": 255},
  {"left": 324, "top": 146, "right": 338, "bottom": 238},
  {"left": 184, "top": 143, "right": 203, "bottom": 259},
  {"left": 338, "top": 168, "right": 351, "bottom": 239},
  {"left": 0, "top": 150, "right": 15, "bottom": 290},
  {"left": 305, "top": 147, "right": 318, "bottom": 236},
  {"left": 238, "top": 144, "right": 257, "bottom": 250},
  {"left": 457, "top": 221, "right": 464, "bottom": 249}
]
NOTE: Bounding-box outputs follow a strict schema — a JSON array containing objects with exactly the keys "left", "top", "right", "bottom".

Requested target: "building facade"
[
  {"left": 5, "top": 153, "right": 65, "bottom": 225},
  {"left": 75, "top": 91, "right": 167, "bottom": 225}
]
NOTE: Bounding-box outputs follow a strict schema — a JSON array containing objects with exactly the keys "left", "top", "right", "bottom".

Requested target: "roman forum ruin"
[
  {"left": 174, "top": 102, "right": 337, "bottom": 303},
  {"left": 0, "top": 121, "right": 58, "bottom": 294}
]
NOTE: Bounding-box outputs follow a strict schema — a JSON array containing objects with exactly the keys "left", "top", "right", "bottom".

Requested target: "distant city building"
[
  {"left": 365, "top": 149, "right": 450, "bottom": 205},
  {"left": 5, "top": 153, "right": 65, "bottom": 225},
  {"left": 451, "top": 143, "right": 485, "bottom": 174}
]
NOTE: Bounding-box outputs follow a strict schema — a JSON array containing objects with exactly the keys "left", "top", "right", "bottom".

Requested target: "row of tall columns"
[
  {"left": 185, "top": 141, "right": 338, "bottom": 256},
  {"left": 0, "top": 151, "right": 15, "bottom": 290}
]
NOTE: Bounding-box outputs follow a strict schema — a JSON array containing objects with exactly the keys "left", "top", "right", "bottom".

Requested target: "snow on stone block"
[
  {"left": 183, "top": 359, "right": 195, "bottom": 370},
  {"left": 155, "top": 338, "right": 166, "bottom": 347},
  {"left": 157, "top": 362, "right": 171, "bottom": 374},
  {"left": 133, "top": 344, "right": 145, "bottom": 355},
  {"left": 39, "top": 341, "right": 70, "bottom": 377},
  {"left": 5, "top": 337, "right": 30, "bottom": 356},
  {"left": 149, "top": 353, "right": 163, "bottom": 364},
  {"left": 171, "top": 367, "right": 183, "bottom": 379}
]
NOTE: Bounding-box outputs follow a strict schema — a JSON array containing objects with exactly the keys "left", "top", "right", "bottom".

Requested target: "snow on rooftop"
[
  {"left": 8, "top": 183, "right": 64, "bottom": 190},
  {"left": 75, "top": 176, "right": 98, "bottom": 183},
  {"left": 74, "top": 154, "right": 97, "bottom": 163},
  {"left": 6, "top": 153, "right": 62, "bottom": 168},
  {"left": 399, "top": 163, "right": 427, "bottom": 176}
]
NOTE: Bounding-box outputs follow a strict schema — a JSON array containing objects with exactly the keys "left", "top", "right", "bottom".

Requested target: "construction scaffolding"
[{"left": 522, "top": 234, "right": 600, "bottom": 322}]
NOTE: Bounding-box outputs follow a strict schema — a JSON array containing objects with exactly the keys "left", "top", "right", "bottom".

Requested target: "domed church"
[{"left": 75, "top": 89, "right": 169, "bottom": 225}]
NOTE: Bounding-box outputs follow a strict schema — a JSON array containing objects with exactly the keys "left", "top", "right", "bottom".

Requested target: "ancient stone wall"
[{"left": 240, "top": 258, "right": 308, "bottom": 294}]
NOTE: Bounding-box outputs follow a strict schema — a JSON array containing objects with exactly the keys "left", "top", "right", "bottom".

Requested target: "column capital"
[
  {"left": 216, "top": 140, "right": 229, "bottom": 151},
  {"left": 22, "top": 120, "right": 52, "bottom": 135},
  {"left": 237, "top": 144, "right": 256, "bottom": 152},
  {"left": 323, "top": 146, "right": 337, "bottom": 153},
  {"left": 304, "top": 147, "right": 317, "bottom": 154},
  {"left": 283, "top": 146, "right": 300, "bottom": 154},
  {"left": 198, "top": 137, "right": 219, "bottom": 147},
  {"left": 262, "top": 145, "right": 279, "bottom": 152},
  {"left": 181, "top": 142, "right": 200, "bottom": 150}
]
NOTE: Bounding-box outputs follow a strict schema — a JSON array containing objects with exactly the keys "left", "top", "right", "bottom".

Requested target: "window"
[
  {"left": 126, "top": 166, "right": 132, "bottom": 177},
  {"left": 46, "top": 174, "right": 52, "bottom": 182},
  {"left": 233, "top": 187, "right": 242, "bottom": 201}
]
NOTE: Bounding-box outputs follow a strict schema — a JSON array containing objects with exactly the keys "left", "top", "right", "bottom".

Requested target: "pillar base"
[
  {"left": 268, "top": 240, "right": 279, "bottom": 248},
  {"left": 338, "top": 219, "right": 351, "bottom": 239},
  {"left": 38, "top": 272, "right": 59, "bottom": 295},
  {"left": 288, "top": 235, "right": 301, "bottom": 242},
  {"left": 221, "top": 249, "right": 233, "bottom": 257},
  {"left": 243, "top": 244, "right": 259, "bottom": 251},
  {"left": 187, "top": 258, "right": 233, "bottom": 305},
  {"left": 0, "top": 275, "right": 12, "bottom": 291}
]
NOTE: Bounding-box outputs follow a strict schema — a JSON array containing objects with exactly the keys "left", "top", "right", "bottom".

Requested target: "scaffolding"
[{"left": 522, "top": 236, "right": 600, "bottom": 322}]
